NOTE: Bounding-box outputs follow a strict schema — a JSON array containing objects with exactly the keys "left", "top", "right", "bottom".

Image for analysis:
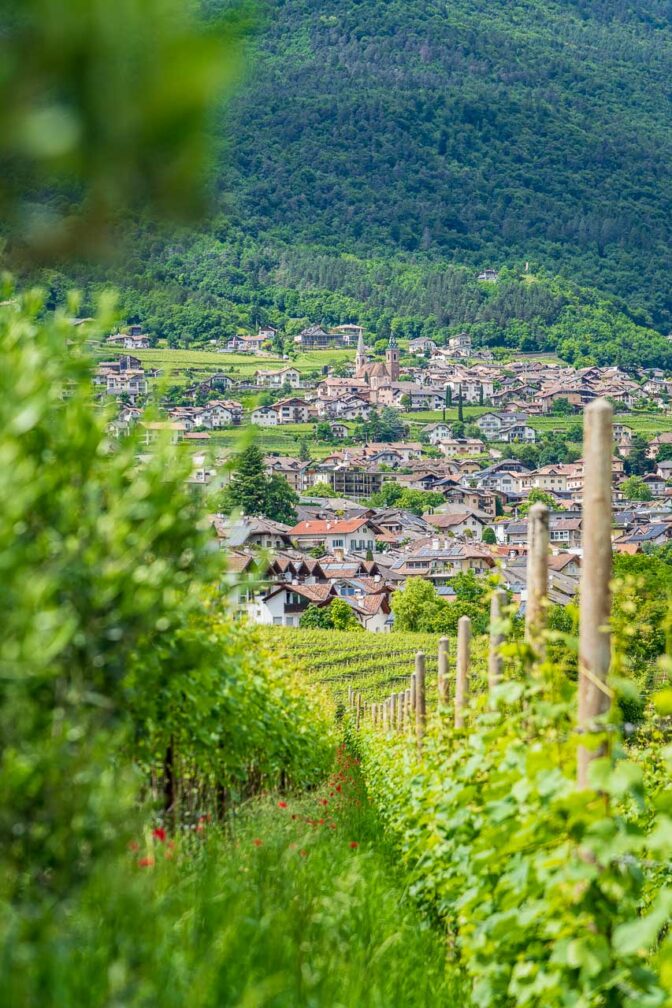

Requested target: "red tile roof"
[{"left": 289, "top": 518, "right": 370, "bottom": 535}]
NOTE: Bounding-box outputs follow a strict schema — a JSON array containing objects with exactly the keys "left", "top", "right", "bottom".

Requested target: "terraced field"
[{"left": 260, "top": 627, "right": 488, "bottom": 707}]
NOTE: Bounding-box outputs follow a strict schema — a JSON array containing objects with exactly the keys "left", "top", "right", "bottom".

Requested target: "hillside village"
[{"left": 97, "top": 321, "right": 672, "bottom": 631}]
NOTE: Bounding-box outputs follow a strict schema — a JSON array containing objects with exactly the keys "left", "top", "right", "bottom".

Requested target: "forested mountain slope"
[
  {"left": 209, "top": 0, "right": 672, "bottom": 327},
  {"left": 35, "top": 0, "right": 672, "bottom": 364}
]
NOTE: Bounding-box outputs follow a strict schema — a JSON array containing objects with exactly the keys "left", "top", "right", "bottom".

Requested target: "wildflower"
[
  {"left": 128, "top": 840, "right": 140, "bottom": 852},
  {"left": 164, "top": 848, "right": 174, "bottom": 860},
  {"left": 152, "top": 827, "right": 167, "bottom": 842},
  {"left": 299, "top": 849, "right": 308, "bottom": 858},
  {"left": 320, "top": 799, "right": 329, "bottom": 807},
  {"left": 138, "top": 856, "right": 155, "bottom": 868},
  {"left": 349, "top": 841, "right": 359, "bottom": 849},
  {"left": 335, "top": 784, "right": 342, "bottom": 793},
  {"left": 252, "top": 838, "right": 263, "bottom": 847},
  {"left": 278, "top": 801, "right": 288, "bottom": 809}
]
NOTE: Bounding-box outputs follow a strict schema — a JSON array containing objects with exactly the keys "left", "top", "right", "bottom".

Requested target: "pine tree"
[
  {"left": 458, "top": 384, "right": 464, "bottom": 423},
  {"left": 266, "top": 473, "right": 299, "bottom": 524},
  {"left": 221, "top": 444, "right": 268, "bottom": 516},
  {"left": 219, "top": 444, "right": 298, "bottom": 523}
]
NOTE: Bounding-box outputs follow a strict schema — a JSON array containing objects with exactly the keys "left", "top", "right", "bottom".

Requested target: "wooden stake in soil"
[
  {"left": 455, "top": 616, "right": 471, "bottom": 729},
  {"left": 415, "top": 651, "right": 426, "bottom": 749},
  {"left": 348, "top": 685, "right": 354, "bottom": 708},
  {"left": 396, "top": 692, "right": 404, "bottom": 730},
  {"left": 525, "top": 502, "right": 549, "bottom": 653},
  {"left": 383, "top": 699, "right": 389, "bottom": 731},
  {"left": 438, "top": 636, "right": 449, "bottom": 708},
  {"left": 405, "top": 688, "right": 412, "bottom": 726},
  {"left": 410, "top": 672, "right": 417, "bottom": 711},
  {"left": 488, "top": 589, "right": 507, "bottom": 695},
  {"left": 578, "top": 398, "right": 614, "bottom": 789}
]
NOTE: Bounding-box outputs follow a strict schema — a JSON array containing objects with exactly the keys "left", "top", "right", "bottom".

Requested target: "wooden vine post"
[
  {"left": 488, "top": 588, "right": 507, "bottom": 696},
  {"left": 525, "top": 502, "right": 549, "bottom": 655},
  {"left": 578, "top": 398, "right": 614, "bottom": 788},
  {"left": 415, "top": 651, "right": 426, "bottom": 750},
  {"left": 454, "top": 615, "right": 471, "bottom": 729},
  {"left": 437, "top": 636, "right": 449, "bottom": 707},
  {"left": 396, "top": 692, "right": 404, "bottom": 730}
]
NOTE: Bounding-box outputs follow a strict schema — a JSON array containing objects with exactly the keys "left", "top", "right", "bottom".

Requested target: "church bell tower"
[
  {"left": 355, "top": 329, "right": 367, "bottom": 376},
  {"left": 386, "top": 335, "right": 400, "bottom": 381}
]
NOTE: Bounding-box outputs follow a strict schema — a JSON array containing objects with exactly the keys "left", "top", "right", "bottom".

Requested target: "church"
[{"left": 354, "top": 331, "right": 400, "bottom": 388}]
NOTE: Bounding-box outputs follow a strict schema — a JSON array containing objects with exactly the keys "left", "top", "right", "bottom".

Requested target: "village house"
[
  {"left": 288, "top": 518, "right": 379, "bottom": 554},
  {"left": 236, "top": 333, "right": 266, "bottom": 353},
  {"left": 294, "top": 324, "right": 351, "bottom": 350},
  {"left": 265, "top": 457, "right": 314, "bottom": 494},
  {"left": 423, "top": 511, "right": 488, "bottom": 540},
  {"left": 408, "top": 337, "right": 437, "bottom": 354},
  {"left": 328, "top": 421, "right": 349, "bottom": 439},
  {"left": 448, "top": 333, "right": 473, "bottom": 353},
  {"left": 250, "top": 406, "right": 279, "bottom": 427},
  {"left": 424, "top": 422, "right": 453, "bottom": 444},
  {"left": 106, "top": 326, "right": 150, "bottom": 350},
  {"left": 217, "top": 516, "right": 295, "bottom": 551},
  {"left": 254, "top": 366, "right": 301, "bottom": 389},
  {"left": 438, "top": 438, "right": 486, "bottom": 458},
  {"left": 248, "top": 582, "right": 335, "bottom": 627},
  {"left": 272, "top": 397, "right": 311, "bottom": 423},
  {"left": 392, "top": 540, "right": 495, "bottom": 585}
]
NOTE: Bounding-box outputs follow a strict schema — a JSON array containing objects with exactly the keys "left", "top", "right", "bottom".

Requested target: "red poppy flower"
[
  {"left": 320, "top": 799, "right": 329, "bottom": 807},
  {"left": 138, "top": 856, "right": 155, "bottom": 867},
  {"left": 299, "top": 849, "right": 308, "bottom": 858},
  {"left": 349, "top": 841, "right": 359, "bottom": 849},
  {"left": 152, "top": 827, "right": 166, "bottom": 842},
  {"left": 128, "top": 840, "right": 140, "bottom": 852},
  {"left": 252, "top": 838, "right": 263, "bottom": 847},
  {"left": 278, "top": 801, "right": 288, "bottom": 809},
  {"left": 335, "top": 784, "right": 342, "bottom": 793}
]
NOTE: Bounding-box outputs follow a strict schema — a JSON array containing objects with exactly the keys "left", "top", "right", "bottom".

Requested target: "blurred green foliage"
[
  {"left": 0, "top": 289, "right": 334, "bottom": 912},
  {"left": 0, "top": 0, "right": 246, "bottom": 258}
]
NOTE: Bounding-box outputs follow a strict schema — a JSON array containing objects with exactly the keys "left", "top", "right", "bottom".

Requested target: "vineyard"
[
  {"left": 7, "top": 297, "right": 672, "bottom": 1007},
  {"left": 260, "top": 627, "right": 488, "bottom": 708}
]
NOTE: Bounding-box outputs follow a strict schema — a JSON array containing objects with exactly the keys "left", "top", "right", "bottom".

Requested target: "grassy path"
[{"left": 49, "top": 747, "right": 461, "bottom": 1007}]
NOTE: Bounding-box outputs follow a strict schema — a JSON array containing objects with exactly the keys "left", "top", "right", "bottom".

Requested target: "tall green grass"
[{"left": 4, "top": 752, "right": 462, "bottom": 1008}]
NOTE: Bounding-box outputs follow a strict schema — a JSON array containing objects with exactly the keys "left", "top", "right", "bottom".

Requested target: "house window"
[
  {"left": 332, "top": 539, "right": 344, "bottom": 548},
  {"left": 273, "top": 617, "right": 282, "bottom": 625}
]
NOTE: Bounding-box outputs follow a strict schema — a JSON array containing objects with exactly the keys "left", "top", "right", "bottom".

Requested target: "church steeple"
[
  {"left": 355, "top": 329, "right": 367, "bottom": 375},
  {"left": 385, "top": 334, "right": 400, "bottom": 381}
]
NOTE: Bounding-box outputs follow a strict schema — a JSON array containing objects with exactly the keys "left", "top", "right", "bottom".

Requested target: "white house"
[
  {"left": 288, "top": 518, "right": 378, "bottom": 554},
  {"left": 255, "top": 367, "right": 301, "bottom": 389},
  {"left": 250, "top": 406, "right": 280, "bottom": 426}
]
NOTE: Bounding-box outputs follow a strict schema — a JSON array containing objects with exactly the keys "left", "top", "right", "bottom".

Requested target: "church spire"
[{"left": 355, "top": 328, "right": 367, "bottom": 375}]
